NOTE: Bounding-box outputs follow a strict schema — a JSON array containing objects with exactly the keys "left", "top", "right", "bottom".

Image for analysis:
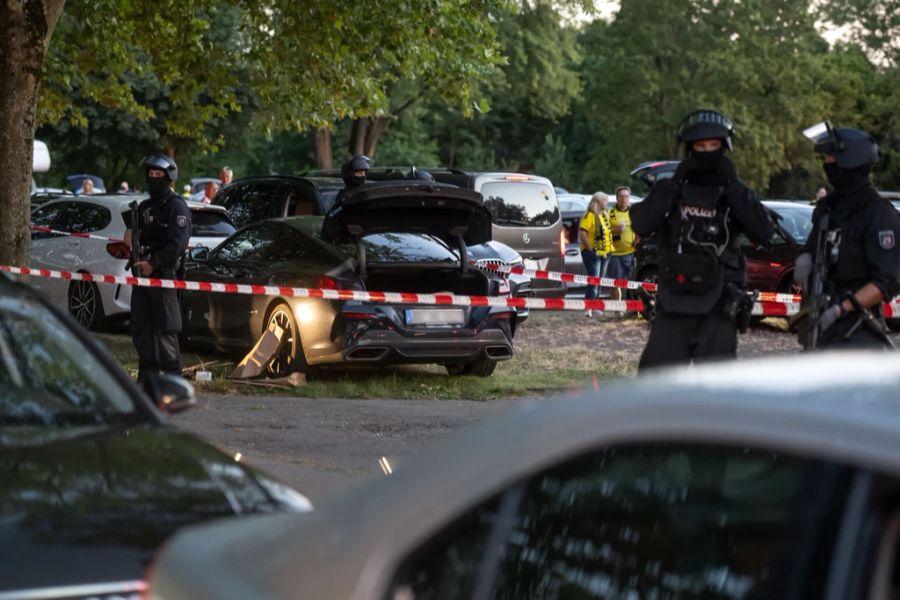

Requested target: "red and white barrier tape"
[
  {"left": 473, "top": 259, "right": 658, "bottom": 292},
  {"left": 0, "top": 265, "right": 644, "bottom": 313},
  {"left": 31, "top": 225, "right": 125, "bottom": 243}
]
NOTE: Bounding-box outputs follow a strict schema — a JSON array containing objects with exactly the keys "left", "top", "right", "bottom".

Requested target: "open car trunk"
[{"left": 362, "top": 266, "right": 494, "bottom": 296}]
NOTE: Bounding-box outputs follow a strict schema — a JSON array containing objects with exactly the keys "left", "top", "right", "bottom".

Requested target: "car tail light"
[
  {"left": 343, "top": 312, "right": 376, "bottom": 320},
  {"left": 769, "top": 262, "right": 783, "bottom": 268},
  {"left": 491, "top": 311, "right": 515, "bottom": 320},
  {"left": 106, "top": 242, "right": 131, "bottom": 259},
  {"left": 317, "top": 275, "right": 340, "bottom": 290},
  {"left": 559, "top": 229, "right": 566, "bottom": 255},
  {"left": 504, "top": 175, "right": 529, "bottom": 181}
]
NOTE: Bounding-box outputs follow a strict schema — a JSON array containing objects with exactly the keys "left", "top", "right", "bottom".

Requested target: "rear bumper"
[{"left": 312, "top": 327, "right": 514, "bottom": 366}]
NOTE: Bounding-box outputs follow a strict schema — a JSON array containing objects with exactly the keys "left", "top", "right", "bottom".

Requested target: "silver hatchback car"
[{"left": 152, "top": 351, "right": 900, "bottom": 599}]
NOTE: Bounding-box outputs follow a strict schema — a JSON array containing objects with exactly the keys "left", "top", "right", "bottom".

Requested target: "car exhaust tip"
[
  {"left": 484, "top": 345, "right": 512, "bottom": 360},
  {"left": 346, "top": 347, "right": 389, "bottom": 361}
]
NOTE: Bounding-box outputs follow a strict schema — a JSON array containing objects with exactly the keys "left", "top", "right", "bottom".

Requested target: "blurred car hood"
[
  {"left": 323, "top": 181, "right": 492, "bottom": 246},
  {"left": 0, "top": 425, "right": 287, "bottom": 594}
]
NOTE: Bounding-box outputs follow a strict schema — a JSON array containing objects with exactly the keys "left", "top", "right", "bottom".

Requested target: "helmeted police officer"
[
  {"left": 793, "top": 122, "right": 900, "bottom": 348},
  {"left": 126, "top": 154, "right": 192, "bottom": 386},
  {"left": 632, "top": 110, "right": 774, "bottom": 370},
  {"left": 333, "top": 154, "right": 371, "bottom": 207}
]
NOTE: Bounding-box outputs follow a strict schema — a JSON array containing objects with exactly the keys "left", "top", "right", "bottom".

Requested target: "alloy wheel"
[
  {"left": 69, "top": 281, "right": 97, "bottom": 329},
  {"left": 266, "top": 306, "right": 297, "bottom": 377}
]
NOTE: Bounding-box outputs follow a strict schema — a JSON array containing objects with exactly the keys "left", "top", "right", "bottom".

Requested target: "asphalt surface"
[{"left": 174, "top": 394, "right": 519, "bottom": 504}]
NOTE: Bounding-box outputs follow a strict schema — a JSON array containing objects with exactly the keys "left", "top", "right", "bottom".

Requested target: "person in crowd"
[
  {"left": 580, "top": 192, "right": 613, "bottom": 317},
  {"left": 118, "top": 181, "right": 130, "bottom": 193},
  {"left": 631, "top": 109, "right": 773, "bottom": 370},
  {"left": 201, "top": 180, "right": 219, "bottom": 204},
  {"left": 607, "top": 185, "right": 636, "bottom": 301},
  {"left": 80, "top": 179, "right": 95, "bottom": 195},
  {"left": 793, "top": 123, "right": 900, "bottom": 348},
  {"left": 124, "top": 154, "right": 192, "bottom": 389},
  {"left": 812, "top": 185, "right": 828, "bottom": 205},
  {"left": 219, "top": 166, "right": 234, "bottom": 186}
]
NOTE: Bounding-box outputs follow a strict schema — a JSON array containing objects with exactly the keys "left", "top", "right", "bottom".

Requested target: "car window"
[
  {"left": 30, "top": 203, "right": 66, "bottom": 240},
  {"left": 768, "top": 205, "right": 814, "bottom": 245},
  {"left": 481, "top": 182, "right": 560, "bottom": 228},
  {"left": 191, "top": 209, "right": 237, "bottom": 238},
  {"left": 390, "top": 443, "right": 847, "bottom": 600},
  {"left": 223, "top": 183, "right": 285, "bottom": 228},
  {"left": 0, "top": 294, "right": 139, "bottom": 433},
  {"left": 54, "top": 202, "right": 111, "bottom": 233},
  {"left": 351, "top": 233, "right": 458, "bottom": 264},
  {"left": 213, "top": 225, "right": 280, "bottom": 263},
  {"left": 265, "top": 235, "right": 308, "bottom": 262}
]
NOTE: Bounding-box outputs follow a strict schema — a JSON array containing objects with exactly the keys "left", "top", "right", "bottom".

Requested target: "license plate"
[{"left": 405, "top": 308, "right": 465, "bottom": 325}]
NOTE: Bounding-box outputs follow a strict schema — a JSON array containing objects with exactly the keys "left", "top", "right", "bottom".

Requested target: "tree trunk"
[
  {"left": 0, "top": 0, "right": 66, "bottom": 267},
  {"left": 165, "top": 140, "right": 178, "bottom": 159},
  {"left": 349, "top": 118, "right": 368, "bottom": 156},
  {"left": 313, "top": 127, "right": 333, "bottom": 170},
  {"left": 364, "top": 116, "right": 388, "bottom": 157}
]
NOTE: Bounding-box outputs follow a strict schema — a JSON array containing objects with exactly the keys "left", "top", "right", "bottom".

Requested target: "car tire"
[
  {"left": 263, "top": 301, "right": 310, "bottom": 378},
  {"left": 445, "top": 360, "right": 497, "bottom": 377},
  {"left": 887, "top": 319, "right": 900, "bottom": 333},
  {"left": 68, "top": 279, "right": 107, "bottom": 331}
]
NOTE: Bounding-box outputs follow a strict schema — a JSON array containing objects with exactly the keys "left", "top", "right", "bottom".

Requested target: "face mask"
[
  {"left": 346, "top": 175, "right": 365, "bottom": 188},
  {"left": 147, "top": 176, "right": 169, "bottom": 195},
  {"left": 823, "top": 163, "right": 869, "bottom": 190},
  {"left": 688, "top": 147, "right": 726, "bottom": 172}
]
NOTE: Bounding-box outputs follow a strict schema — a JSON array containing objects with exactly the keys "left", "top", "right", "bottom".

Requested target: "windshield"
[
  {"left": 0, "top": 295, "right": 139, "bottom": 434},
  {"left": 769, "top": 204, "right": 814, "bottom": 244},
  {"left": 481, "top": 182, "right": 560, "bottom": 228},
  {"left": 191, "top": 210, "right": 236, "bottom": 238}
]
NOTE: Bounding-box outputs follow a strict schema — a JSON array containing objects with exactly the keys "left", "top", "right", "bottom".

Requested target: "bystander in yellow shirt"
[
  {"left": 579, "top": 211, "right": 613, "bottom": 255},
  {"left": 608, "top": 206, "right": 635, "bottom": 256}
]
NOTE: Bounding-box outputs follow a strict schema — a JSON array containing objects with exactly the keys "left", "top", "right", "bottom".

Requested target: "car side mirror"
[
  {"left": 189, "top": 245, "right": 210, "bottom": 262},
  {"left": 145, "top": 373, "right": 197, "bottom": 413}
]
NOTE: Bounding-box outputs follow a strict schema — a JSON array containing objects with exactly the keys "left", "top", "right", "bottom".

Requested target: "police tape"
[
  {"left": 30, "top": 225, "right": 126, "bottom": 243},
  {"left": 1, "top": 264, "right": 833, "bottom": 316},
  {"left": 472, "top": 260, "right": 808, "bottom": 304}
]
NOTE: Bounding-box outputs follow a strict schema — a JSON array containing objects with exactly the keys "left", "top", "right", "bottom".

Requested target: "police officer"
[
  {"left": 333, "top": 154, "right": 371, "bottom": 208},
  {"left": 793, "top": 122, "right": 900, "bottom": 348},
  {"left": 125, "top": 154, "right": 192, "bottom": 386},
  {"left": 632, "top": 110, "right": 774, "bottom": 370}
]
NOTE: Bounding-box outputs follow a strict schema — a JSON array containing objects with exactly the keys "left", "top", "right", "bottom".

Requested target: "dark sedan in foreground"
[
  {"left": 0, "top": 276, "right": 310, "bottom": 600},
  {"left": 152, "top": 351, "right": 900, "bottom": 599},
  {"left": 181, "top": 182, "right": 517, "bottom": 377}
]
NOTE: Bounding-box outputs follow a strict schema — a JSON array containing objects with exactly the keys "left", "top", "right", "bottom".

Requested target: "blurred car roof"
[{"left": 151, "top": 351, "right": 900, "bottom": 599}]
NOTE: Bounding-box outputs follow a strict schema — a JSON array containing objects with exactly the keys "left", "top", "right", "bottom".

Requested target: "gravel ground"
[{"left": 178, "top": 312, "right": 810, "bottom": 502}]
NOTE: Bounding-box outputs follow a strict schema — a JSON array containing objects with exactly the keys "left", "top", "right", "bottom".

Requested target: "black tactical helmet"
[
  {"left": 140, "top": 154, "right": 179, "bottom": 181},
  {"left": 677, "top": 110, "right": 735, "bottom": 152},
  {"left": 341, "top": 154, "right": 371, "bottom": 183},
  {"left": 804, "top": 121, "right": 879, "bottom": 169}
]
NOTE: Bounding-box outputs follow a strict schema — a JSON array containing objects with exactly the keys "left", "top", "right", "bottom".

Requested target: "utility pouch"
[
  {"left": 722, "top": 284, "right": 756, "bottom": 333},
  {"left": 659, "top": 252, "right": 719, "bottom": 295}
]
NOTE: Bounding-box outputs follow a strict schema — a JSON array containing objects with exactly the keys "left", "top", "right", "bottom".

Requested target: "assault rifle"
[
  {"left": 126, "top": 200, "right": 143, "bottom": 277},
  {"left": 799, "top": 211, "right": 834, "bottom": 350}
]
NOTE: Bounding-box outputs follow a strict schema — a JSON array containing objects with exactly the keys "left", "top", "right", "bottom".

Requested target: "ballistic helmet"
[
  {"left": 677, "top": 110, "right": 735, "bottom": 152},
  {"left": 803, "top": 121, "right": 879, "bottom": 169},
  {"left": 341, "top": 154, "right": 371, "bottom": 183},
  {"left": 140, "top": 154, "right": 179, "bottom": 181}
]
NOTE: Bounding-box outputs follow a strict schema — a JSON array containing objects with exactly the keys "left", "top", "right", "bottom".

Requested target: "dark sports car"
[
  {"left": 181, "top": 182, "right": 517, "bottom": 377},
  {"left": 0, "top": 275, "right": 310, "bottom": 600}
]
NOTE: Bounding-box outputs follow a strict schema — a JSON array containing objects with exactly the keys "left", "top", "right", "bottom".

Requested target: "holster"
[{"left": 721, "top": 284, "right": 756, "bottom": 333}]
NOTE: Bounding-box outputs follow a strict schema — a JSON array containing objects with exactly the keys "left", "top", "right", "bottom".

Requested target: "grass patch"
[{"left": 92, "top": 322, "right": 637, "bottom": 401}]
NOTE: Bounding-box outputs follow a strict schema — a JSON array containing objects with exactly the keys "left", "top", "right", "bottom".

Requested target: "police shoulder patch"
[
  {"left": 878, "top": 230, "right": 895, "bottom": 250},
  {"left": 176, "top": 215, "right": 188, "bottom": 228}
]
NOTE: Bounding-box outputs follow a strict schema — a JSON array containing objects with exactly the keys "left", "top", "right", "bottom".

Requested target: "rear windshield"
[
  {"left": 191, "top": 210, "right": 236, "bottom": 238},
  {"left": 346, "top": 233, "right": 459, "bottom": 264},
  {"left": 481, "top": 182, "right": 560, "bottom": 228},
  {"left": 770, "top": 205, "right": 813, "bottom": 245}
]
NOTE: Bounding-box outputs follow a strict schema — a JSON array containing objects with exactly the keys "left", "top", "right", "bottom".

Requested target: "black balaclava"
[
  {"left": 823, "top": 163, "right": 870, "bottom": 192},
  {"left": 344, "top": 173, "right": 365, "bottom": 188},
  {"left": 147, "top": 174, "right": 170, "bottom": 198},
  {"left": 683, "top": 146, "right": 729, "bottom": 186}
]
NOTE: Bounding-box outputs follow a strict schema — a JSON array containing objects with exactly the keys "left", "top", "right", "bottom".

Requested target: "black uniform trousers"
[
  {"left": 638, "top": 307, "right": 737, "bottom": 371},
  {"left": 131, "top": 286, "right": 182, "bottom": 382}
]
